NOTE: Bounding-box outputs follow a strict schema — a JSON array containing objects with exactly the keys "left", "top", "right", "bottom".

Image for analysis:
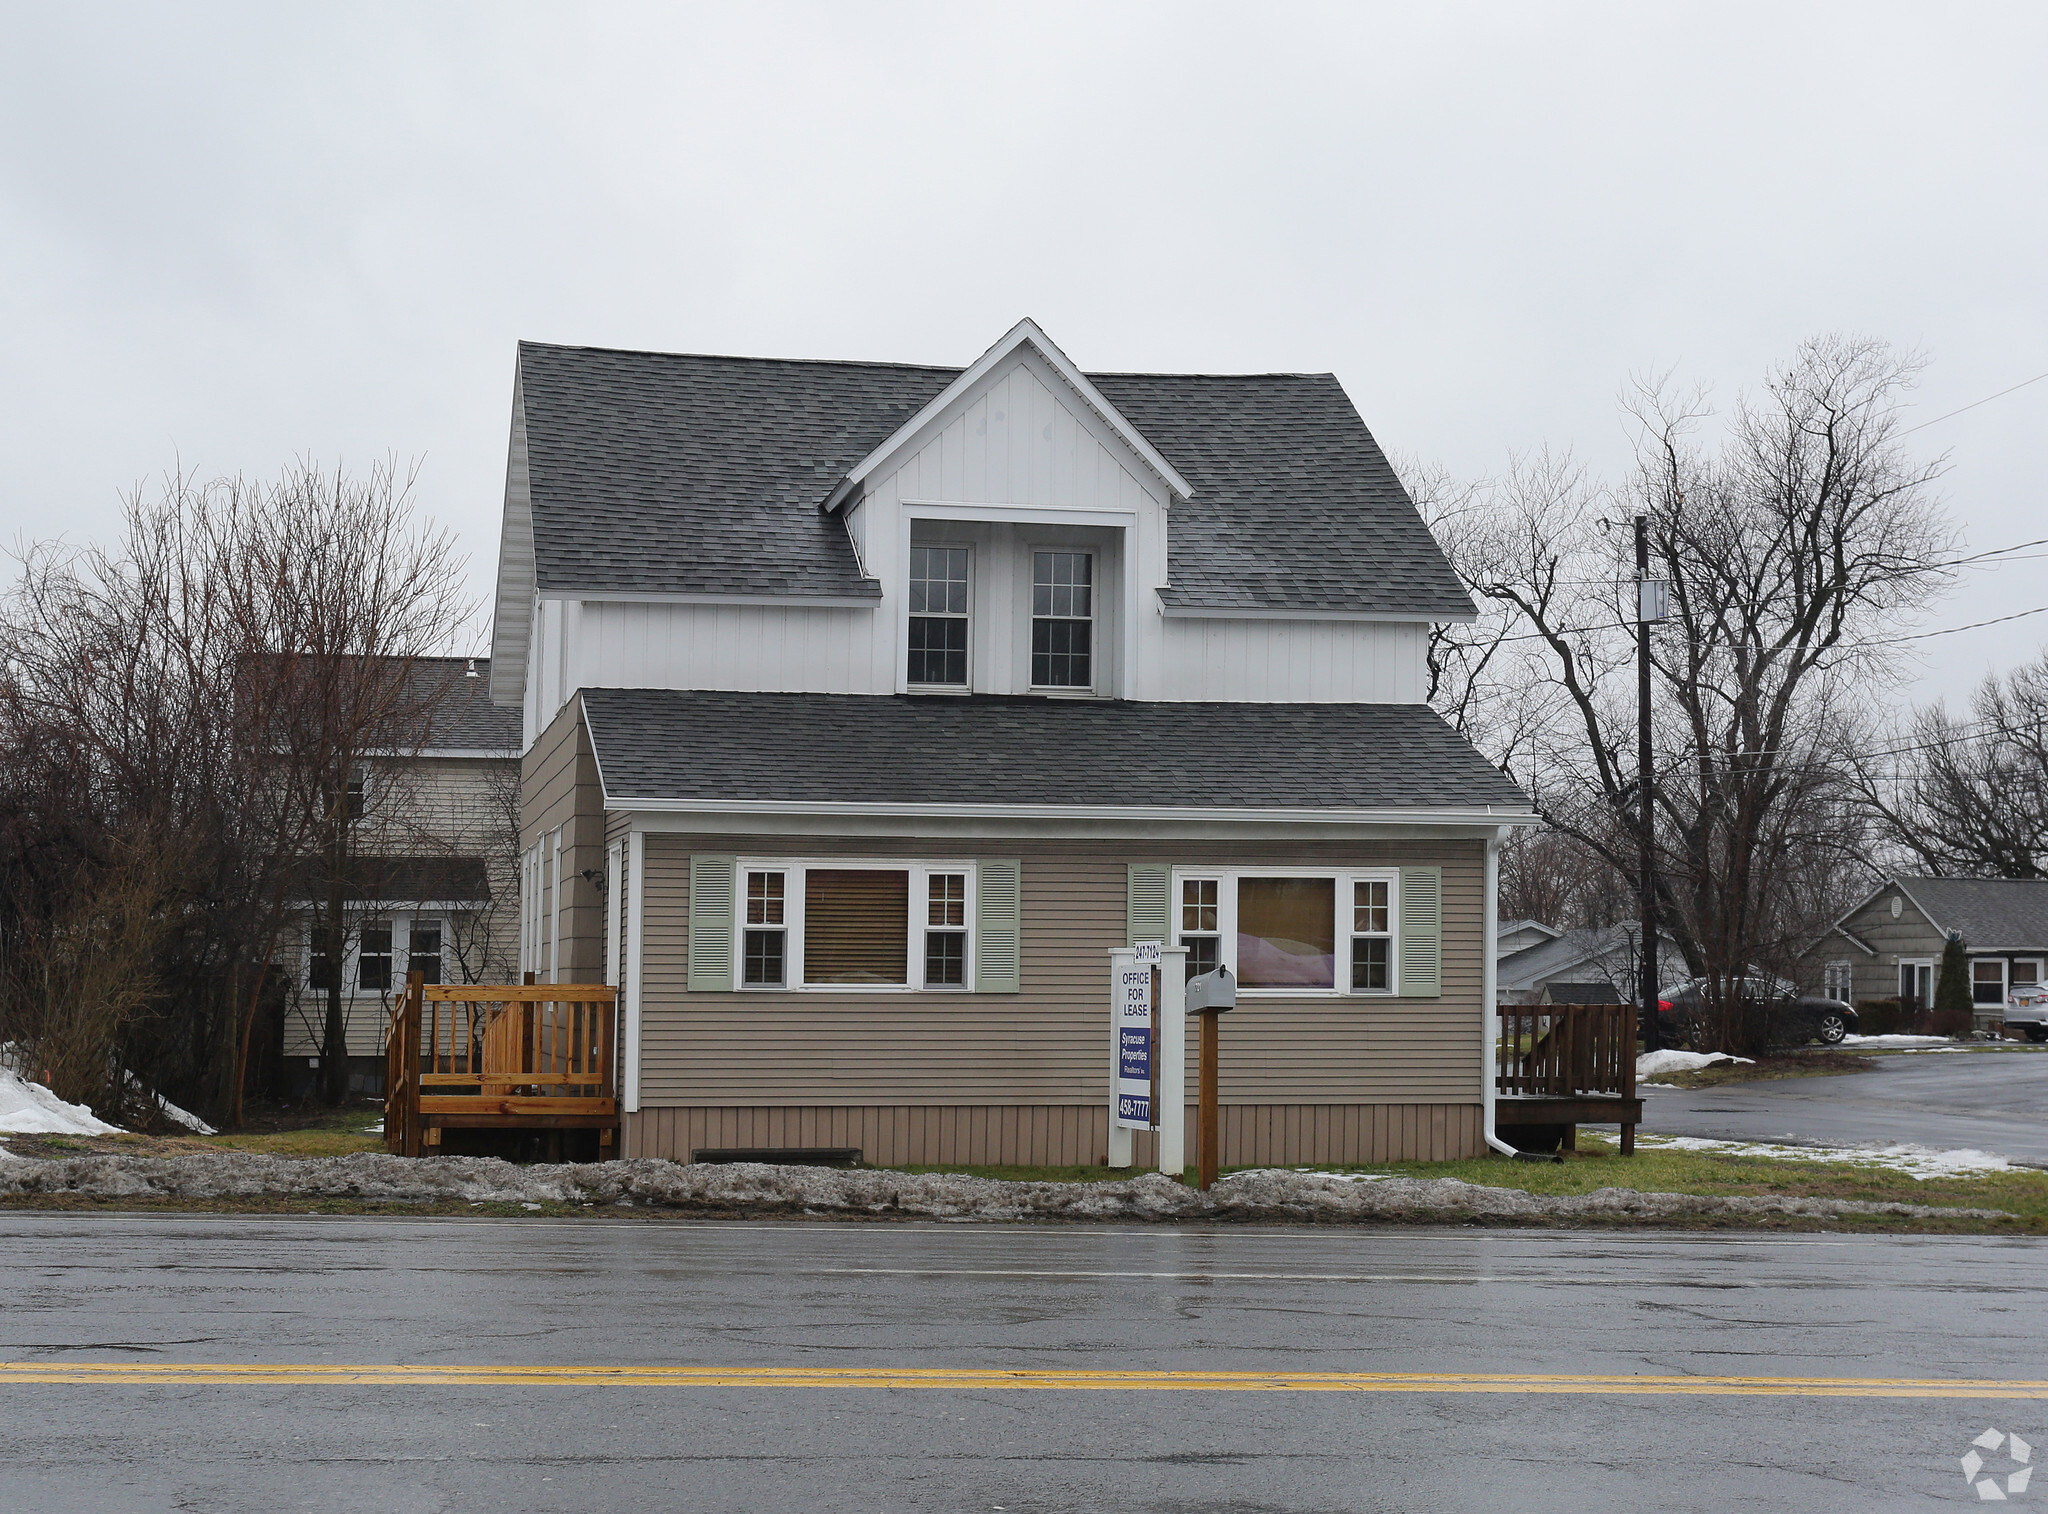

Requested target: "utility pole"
[{"left": 1636, "top": 514, "right": 1663, "bottom": 1053}]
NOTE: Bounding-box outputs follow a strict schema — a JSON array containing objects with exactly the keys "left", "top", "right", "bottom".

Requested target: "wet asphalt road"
[
  {"left": 3, "top": 1214, "right": 2045, "bottom": 1513},
  {"left": 1631, "top": 1047, "right": 2048, "bottom": 1163}
]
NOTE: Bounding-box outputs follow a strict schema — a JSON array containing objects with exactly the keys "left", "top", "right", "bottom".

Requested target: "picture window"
[{"left": 1173, "top": 871, "right": 1398, "bottom": 995}]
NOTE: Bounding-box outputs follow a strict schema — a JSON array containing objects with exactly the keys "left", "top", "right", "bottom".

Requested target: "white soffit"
[{"left": 822, "top": 318, "right": 1195, "bottom": 511}]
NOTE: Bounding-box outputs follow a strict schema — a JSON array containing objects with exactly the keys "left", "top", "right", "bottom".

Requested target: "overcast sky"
[{"left": 4, "top": 1, "right": 2043, "bottom": 707}]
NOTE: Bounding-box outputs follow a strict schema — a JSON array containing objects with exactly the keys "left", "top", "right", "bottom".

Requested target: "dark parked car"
[{"left": 1654, "top": 976, "right": 1859, "bottom": 1047}]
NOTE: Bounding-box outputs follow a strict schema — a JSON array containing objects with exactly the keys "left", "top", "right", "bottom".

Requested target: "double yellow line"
[{"left": 4, "top": 1363, "right": 2046, "bottom": 1397}]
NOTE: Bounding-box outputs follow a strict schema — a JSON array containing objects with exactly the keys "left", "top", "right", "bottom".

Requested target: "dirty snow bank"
[
  {"left": 1633, "top": 1134, "right": 2018, "bottom": 1180},
  {"left": 1841, "top": 1034, "right": 1957, "bottom": 1048},
  {"left": 0, "top": 1067, "right": 122, "bottom": 1136},
  {"left": 0, "top": 1151, "right": 2007, "bottom": 1224},
  {"left": 1637, "top": 1049, "right": 1754, "bottom": 1081}
]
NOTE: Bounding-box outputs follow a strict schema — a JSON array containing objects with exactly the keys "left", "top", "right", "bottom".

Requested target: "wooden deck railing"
[
  {"left": 385, "top": 973, "right": 619, "bottom": 1157},
  {"left": 1496, "top": 1004, "right": 1637, "bottom": 1101}
]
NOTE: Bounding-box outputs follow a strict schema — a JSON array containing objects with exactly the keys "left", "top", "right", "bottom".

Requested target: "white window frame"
[
  {"left": 1170, "top": 866, "right": 1401, "bottom": 998},
  {"left": 1970, "top": 956, "right": 2009, "bottom": 1006},
  {"left": 734, "top": 858, "right": 978, "bottom": 992},
  {"left": 1821, "top": 959, "right": 1854, "bottom": 1004},
  {"left": 906, "top": 542, "right": 973, "bottom": 691},
  {"left": 401, "top": 916, "right": 447, "bottom": 987},
  {"left": 1899, "top": 958, "right": 1935, "bottom": 1003},
  {"left": 2010, "top": 958, "right": 2044, "bottom": 992},
  {"left": 1028, "top": 546, "right": 1096, "bottom": 693}
]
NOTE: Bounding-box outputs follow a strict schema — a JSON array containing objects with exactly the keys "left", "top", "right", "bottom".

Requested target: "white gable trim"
[
  {"left": 822, "top": 319, "right": 1194, "bottom": 511},
  {"left": 488, "top": 362, "right": 538, "bottom": 708}
]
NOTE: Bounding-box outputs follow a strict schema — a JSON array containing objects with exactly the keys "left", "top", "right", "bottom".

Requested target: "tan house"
[
  {"left": 281, "top": 656, "right": 522, "bottom": 1093},
  {"left": 490, "top": 320, "right": 1537, "bottom": 1165}
]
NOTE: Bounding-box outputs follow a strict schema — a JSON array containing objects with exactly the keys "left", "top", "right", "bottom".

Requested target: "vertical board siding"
[{"left": 625, "top": 1102, "right": 1483, "bottom": 1166}]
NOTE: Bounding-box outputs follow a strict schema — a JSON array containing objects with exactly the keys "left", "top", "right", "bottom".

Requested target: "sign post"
[{"left": 1107, "top": 943, "right": 1186, "bottom": 1177}]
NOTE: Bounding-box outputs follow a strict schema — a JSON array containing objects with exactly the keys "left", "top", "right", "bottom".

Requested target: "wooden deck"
[
  {"left": 384, "top": 974, "right": 620, "bottom": 1157},
  {"left": 1496, "top": 1004, "right": 1641, "bottom": 1153}
]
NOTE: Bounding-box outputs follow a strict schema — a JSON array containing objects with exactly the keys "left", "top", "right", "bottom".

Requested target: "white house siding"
[
  {"left": 1154, "top": 616, "right": 1426, "bottom": 703},
  {"left": 516, "top": 347, "right": 1430, "bottom": 733}
]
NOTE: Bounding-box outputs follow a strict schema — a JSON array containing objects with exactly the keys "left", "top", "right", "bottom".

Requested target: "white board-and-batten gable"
[{"left": 827, "top": 318, "right": 1193, "bottom": 522}]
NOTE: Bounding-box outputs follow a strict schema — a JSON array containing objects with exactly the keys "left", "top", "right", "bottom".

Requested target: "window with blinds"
[
  {"left": 803, "top": 869, "right": 910, "bottom": 985},
  {"left": 733, "top": 860, "right": 979, "bottom": 990}
]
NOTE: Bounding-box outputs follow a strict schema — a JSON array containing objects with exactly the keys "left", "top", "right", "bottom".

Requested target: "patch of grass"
[
  {"left": 1645, "top": 1050, "right": 1876, "bottom": 1089},
  {"left": 1338, "top": 1138, "right": 2048, "bottom": 1230}
]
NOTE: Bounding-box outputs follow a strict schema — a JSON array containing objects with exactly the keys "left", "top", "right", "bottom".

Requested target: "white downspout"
[{"left": 1482, "top": 827, "right": 1518, "bottom": 1156}]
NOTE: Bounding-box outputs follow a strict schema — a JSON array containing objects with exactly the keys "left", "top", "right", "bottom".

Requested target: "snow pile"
[
  {"left": 0, "top": 1066, "right": 121, "bottom": 1136},
  {"left": 1633, "top": 1134, "right": 2018, "bottom": 1180},
  {"left": 1637, "top": 1049, "right": 1754, "bottom": 1081},
  {"left": 1842, "top": 1034, "right": 1957, "bottom": 1048},
  {"left": 142, "top": 1088, "right": 214, "bottom": 1135},
  {"left": 0, "top": 1150, "right": 2010, "bottom": 1224}
]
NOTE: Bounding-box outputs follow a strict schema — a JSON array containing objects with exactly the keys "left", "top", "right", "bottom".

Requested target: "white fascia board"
[
  {"left": 903, "top": 500, "right": 1138, "bottom": 529},
  {"left": 598, "top": 794, "right": 1542, "bottom": 828},
  {"left": 489, "top": 364, "right": 537, "bottom": 708},
  {"left": 358, "top": 747, "right": 520, "bottom": 760},
  {"left": 542, "top": 589, "right": 882, "bottom": 608},
  {"left": 286, "top": 898, "right": 491, "bottom": 911},
  {"left": 822, "top": 318, "right": 1195, "bottom": 511},
  {"left": 1159, "top": 599, "right": 1479, "bottom": 625}
]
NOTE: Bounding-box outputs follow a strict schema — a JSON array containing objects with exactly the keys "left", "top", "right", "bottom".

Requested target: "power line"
[{"left": 1898, "top": 369, "right": 2048, "bottom": 437}]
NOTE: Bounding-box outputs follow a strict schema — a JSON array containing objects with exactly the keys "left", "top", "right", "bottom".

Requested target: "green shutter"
[
  {"left": 1398, "top": 865, "right": 1442, "bottom": 998},
  {"left": 687, "top": 854, "right": 736, "bottom": 992},
  {"left": 974, "top": 859, "right": 1022, "bottom": 993},
  {"left": 1127, "top": 863, "right": 1171, "bottom": 946}
]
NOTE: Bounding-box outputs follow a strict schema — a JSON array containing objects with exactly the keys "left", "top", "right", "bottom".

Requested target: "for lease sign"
[{"left": 1114, "top": 945, "right": 1158, "bottom": 1130}]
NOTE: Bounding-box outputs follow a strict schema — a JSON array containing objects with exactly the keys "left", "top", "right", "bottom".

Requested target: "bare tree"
[
  {"left": 0, "top": 459, "right": 469, "bottom": 1123},
  {"left": 1425, "top": 336, "right": 1953, "bottom": 1052},
  {"left": 1854, "top": 651, "right": 2048, "bottom": 878}
]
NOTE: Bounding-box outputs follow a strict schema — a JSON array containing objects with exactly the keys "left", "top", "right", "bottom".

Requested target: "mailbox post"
[{"left": 1184, "top": 965, "right": 1237, "bottom": 1191}]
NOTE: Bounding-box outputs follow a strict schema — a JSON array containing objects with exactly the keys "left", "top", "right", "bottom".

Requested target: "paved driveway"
[{"left": 1625, "top": 1047, "right": 2048, "bottom": 1162}]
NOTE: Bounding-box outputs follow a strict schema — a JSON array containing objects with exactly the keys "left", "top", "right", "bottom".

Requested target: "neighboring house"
[
  {"left": 281, "top": 656, "right": 523, "bottom": 1094},
  {"left": 1805, "top": 876, "right": 2048, "bottom": 1029},
  {"left": 1496, "top": 923, "right": 1686, "bottom": 1007},
  {"left": 489, "top": 319, "right": 1537, "bottom": 1166}
]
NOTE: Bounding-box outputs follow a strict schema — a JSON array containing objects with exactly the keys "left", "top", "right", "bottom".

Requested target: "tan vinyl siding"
[
  {"left": 521, "top": 696, "right": 607, "bottom": 982},
  {"left": 636, "top": 832, "right": 1485, "bottom": 1109},
  {"left": 625, "top": 1101, "right": 1481, "bottom": 1167}
]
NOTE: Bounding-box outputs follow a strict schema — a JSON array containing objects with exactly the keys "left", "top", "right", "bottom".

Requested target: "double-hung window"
[
  {"left": 737, "top": 861, "right": 975, "bottom": 990},
  {"left": 908, "top": 546, "right": 970, "bottom": 687},
  {"left": 407, "top": 922, "right": 443, "bottom": 986},
  {"left": 743, "top": 871, "right": 788, "bottom": 987},
  {"left": 1031, "top": 551, "right": 1092, "bottom": 688},
  {"left": 1972, "top": 958, "right": 2009, "bottom": 1006},
  {"left": 1172, "top": 869, "right": 1399, "bottom": 995},
  {"left": 357, "top": 923, "right": 393, "bottom": 992}
]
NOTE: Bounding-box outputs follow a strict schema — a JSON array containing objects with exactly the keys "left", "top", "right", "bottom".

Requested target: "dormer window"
[
  {"left": 908, "top": 546, "right": 970, "bottom": 687},
  {"left": 1031, "top": 551, "right": 1092, "bottom": 689}
]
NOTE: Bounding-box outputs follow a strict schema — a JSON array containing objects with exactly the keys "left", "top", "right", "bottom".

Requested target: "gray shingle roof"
[
  {"left": 579, "top": 689, "right": 1529, "bottom": 812},
  {"left": 1090, "top": 371, "right": 1472, "bottom": 616},
  {"left": 409, "top": 657, "right": 522, "bottom": 752},
  {"left": 1899, "top": 877, "right": 2048, "bottom": 949},
  {"left": 519, "top": 344, "right": 950, "bottom": 599},
  {"left": 516, "top": 342, "right": 1473, "bottom": 618}
]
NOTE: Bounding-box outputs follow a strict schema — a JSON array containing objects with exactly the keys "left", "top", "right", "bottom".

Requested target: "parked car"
[
  {"left": 1653, "top": 976, "right": 1859, "bottom": 1047},
  {"left": 2005, "top": 984, "right": 2048, "bottom": 1043}
]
